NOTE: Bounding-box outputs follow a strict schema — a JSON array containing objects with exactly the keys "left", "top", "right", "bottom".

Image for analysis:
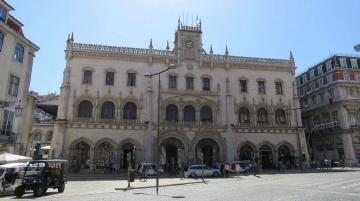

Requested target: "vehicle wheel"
[
  {"left": 15, "top": 186, "right": 25, "bottom": 198},
  {"left": 58, "top": 182, "right": 65, "bottom": 193},
  {"left": 213, "top": 172, "right": 220, "bottom": 177},
  {"left": 190, "top": 173, "right": 197, "bottom": 178},
  {"left": 33, "top": 185, "right": 45, "bottom": 197}
]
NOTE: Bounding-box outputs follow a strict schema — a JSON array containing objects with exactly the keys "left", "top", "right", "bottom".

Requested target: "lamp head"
[
  {"left": 144, "top": 72, "right": 152, "bottom": 78},
  {"left": 167, "top": 64, "right": 176, "bottom": 70}
]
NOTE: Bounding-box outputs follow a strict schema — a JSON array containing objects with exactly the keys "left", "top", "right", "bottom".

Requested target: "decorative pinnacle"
[
  {"left": 70, "top": 32, "right": 74, "bottom": 41},
  {"left": 166, "top": 40, "right": 170, "bottom": 51},
  {"left": 177, "top": 17, "right": 180, "bottom": 30},
  {"left": 210, "top": 44, "right": 213, "bottom": 54},
  {"left": 290, "top": 51, "right": 294, "bottom": 62},
  {"left": 149, "top": 38, "right": 153, "bottom": 49},
  {"left": 225, "top": 45, "right": 229, "bottom": 56}
]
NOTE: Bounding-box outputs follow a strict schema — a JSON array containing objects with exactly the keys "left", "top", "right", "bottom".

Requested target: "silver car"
[{"left": 185, "top": 165, "right": 220, "bottom": 178}]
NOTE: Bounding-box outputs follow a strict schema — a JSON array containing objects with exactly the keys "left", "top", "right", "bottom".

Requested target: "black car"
[{"left": 14, "top": 160, "right": 67, "bottom": 197}]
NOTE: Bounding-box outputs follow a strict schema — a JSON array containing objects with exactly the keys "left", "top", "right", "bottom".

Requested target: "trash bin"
[{"left": 129, "top": 169, "right": 135, "bottom": 182}]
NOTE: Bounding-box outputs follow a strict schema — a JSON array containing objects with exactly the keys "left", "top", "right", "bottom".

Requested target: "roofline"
[
  {"left": 0, "top": 0, "right": 14, "bottom": 11},
  {"left": 8, "top": 14, "right": 24, "bottom": 26},
  {"left": 0, "top": 21, "right": 39, "bottom": 51}
]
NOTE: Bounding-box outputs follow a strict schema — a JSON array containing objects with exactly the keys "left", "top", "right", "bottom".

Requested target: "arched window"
[
  {"left": 239, "top": 107, "right": 250, "bottom": 124},
  {"left": 257, "top": 108, "right": 268, "bottom": 124},
  {"left": 166, "top": 104, "right": 178, "bottom": 121},
  {"left": 275, "top": 109, "right": 286, "bottom": 124},
  {"left": 33, "top": 131, "right": 42, "bottom": 141},
  {"left": 46, "top": 131, "right": 53, "bottom": 142},
  {"left": 200, "top": 106, "right": 213, "bottom": 122},
  {"left": 183, "top": 105, "right": 195, "bottom": 122},
  {"left": 78, "top": 100, "right": 93, "bottom": 118},
  {"left": 123, "top": 102, "right": 137, "bottom": 120},
  {"left": 101, "top": 101, "right": 115, "bottom": 119}
]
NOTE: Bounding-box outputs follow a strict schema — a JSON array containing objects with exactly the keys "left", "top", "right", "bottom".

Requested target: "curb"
[{"left": 115, "top": 181, "right": 205, "bottom": 191}]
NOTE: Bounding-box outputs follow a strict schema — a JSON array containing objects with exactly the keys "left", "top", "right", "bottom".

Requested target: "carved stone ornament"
[{"left": 186, "top": 63, "right": 194, "bottom": 70}]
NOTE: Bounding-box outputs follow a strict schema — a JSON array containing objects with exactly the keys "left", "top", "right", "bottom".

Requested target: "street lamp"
[
  {"left": 284, "top": 106, "right": 308, "bottom": 171},
  {"left": 144, "top": 63, "right": 176, "bottom": 196}
]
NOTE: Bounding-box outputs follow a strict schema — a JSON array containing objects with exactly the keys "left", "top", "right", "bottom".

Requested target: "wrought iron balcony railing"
[{"left": 0, "top": 129, "right": 16, "bottom": 144}]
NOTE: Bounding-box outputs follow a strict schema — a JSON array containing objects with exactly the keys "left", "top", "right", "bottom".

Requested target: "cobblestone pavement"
[{"left": 2, "top": 168, "right": 360, "bottom": 201}]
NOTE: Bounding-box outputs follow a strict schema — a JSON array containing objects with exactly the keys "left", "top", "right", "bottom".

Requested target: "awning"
[{"left": 0, "top": 152, "right": 32, "bottom": 164}]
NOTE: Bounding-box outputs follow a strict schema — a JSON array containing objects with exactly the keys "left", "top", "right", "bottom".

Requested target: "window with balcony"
[
  {"left": 309, "top": 69, "right": 315, "bottom": 79},
  {"left": 166, "top": 104, "right": 178, "bottom": 121},
  {"left": 317, "top": 65, "right": 323, "bottom": 75},
  {"left": 351, "top": 59, "right": 358, "bottom": 69},
  {"left": 105, "top": 71, "right": 114, "bottom": 86},
  {"left": 275, "top": 81, "right": 283, "bottom": 95},
  {"left": 257, "top": 108, "right": 268, "bottom": 124},
  {"left": 8, "top": 74, "right": 19, "bottom": 97},
  {"left": 257, "top": 81, "right": 265, "bottom": 94},
  {"left": 326, "top": 61, "right": 332, "bottom": 71},
  {"left": 0, "top": 32, "right": 4, "bottom": 52},
  {"left": 240, "top": 80, "right": 247, "bottom": 93},
  {"left": 311, "top": 95, "right": 317, "bottom": 105},
  {"left": 13, "top": 43, "right": 24, "bottom": 63},
  {"left": 347, "top": 87, "right": 353, "bottom": 97},
  {"left": 344, "top": 71, "right": 350, "bottom": 80},
  {"left": 77, "top": 100, "right": 93, "bottom": 118},
  {"left": 239, "top": 107, "right": 250, "bottom": 124},
  {"left": 101, "top": 101, "right": 115, "bottom": 119},
  {"left": 2, "top": 110, "right": 14, "bottom": 136},
  {"left": 83, "top": 70, "right": 92, "bottom": 84},
  {"left": 168, "top": 75, "right": 177, "bottom": 89},
  {"left": 127, "top": 73, "right": 136, "bottom": 86},
  {"left": 202, "top": 78, "right": 210, "bottom": 91},
  {"left": 275, "top": 109, "right": 286, "bottom": 124},
  {"left": 185, "top": 76, "right": 194, "bottom": 90},
  {"left": 356, "top": 73, "right": 360, "bottom": 81},
  {"left": 340, "top": 58, "right": 347, "bottom": 68},
  {"left": 123, "top": 102, "right": 137, "bottom": 120},
  {"left": 200, "top": 106, "right": 213, "bottom": 122},
  {"left": 183, "top": 105, "right": 195, "bottom": 122},
  {"left": 0, "top": 5, "right": 7, "bottom": 22}
]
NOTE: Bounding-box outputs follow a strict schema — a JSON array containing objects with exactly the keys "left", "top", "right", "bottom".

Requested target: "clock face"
[{"left": 185, "top": 40, "right": 193, "bottom": 48}]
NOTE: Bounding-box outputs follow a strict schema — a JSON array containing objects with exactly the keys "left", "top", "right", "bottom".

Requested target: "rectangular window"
[
  {"left": 127, "top": 73, "right": 136, "bottom": 86},
  {"left": 326, "top": 61, "right": 332, "bottom": 71},
  {"left": 303, "top": 75, "right": 307, "bottom": 83},
  {"left": 309, "top": 69, "right": 314, "bottom": 79},
  {"left": 13, "top": 43, "right": 24, "bottom": 63},
  {"left": 344, "top": 71, "right": 350, "bottom": 80},
  {"left": 355, "top": 73, "right": 360, "bottom": 81},
  {"left": 168, "top": 75, "right": 177, "bottom": 89},
  {"left": 317, "top": 65, "right": 323, "bottom": 75},
  {"left": 340, "top": 58, "right": 347, "bottom": 68},
  {"left": 202, "top": 78, "right": 210, "bottom": 91},
  {"left": 185, "top": 76, "right": 194, "bottom": 90},
  {"left": 312, "top": 95, "right": 316, "bottom": 105},
  {"left": 327, "top": 74, "right": 333, "bottom": 83},
  {"left": 83, "top": 70, "right": 92, "bottom": 84},
  {"left": 319, "top": 92, "right": 324, "bottom": 103},
  {"left": 0, "top": 32, "right": 4, "bottom": 52},
  {"left": 2, "top": 110, "right": 14, "bottom": 136},
  {"left": 351, "top": 59, "right": 358, "bottom": 69},
  {"left": 240, "top": 80, "right": 247, "bottom": 93},
  {"left": 0, "top": 5, "right": 7, "bottom": 22},
  {"left": 315, "top": 81, "right": 319, "bottom": 89},
  {"left": 319, "top": 78, "right": 323, "bottom": 87},
  {"left": 299, "top": 87, "right": 304, "bottom": 96},
  {"left": 275, "top": 82, "right": 283, "bottom": 94},
  {"left": 8, "top": 75, "right": 19, "bottom": 97},
  {"left": 257, "top": 81, "right": 265, "bottom": 94},
  {"left": 105, "top": 72, "right": 114, "bottom": 86},
  {"left": 347, "top": 88, "right": 353, "bottom": 97}
]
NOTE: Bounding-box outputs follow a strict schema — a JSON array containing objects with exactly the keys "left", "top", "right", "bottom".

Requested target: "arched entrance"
[
  {"left": 120, "top": 142, "right": 136, "bottom": 169},
  {"left": 160, "top": 138, "right": 185, "bottom": 175},
  {"left": 69, "top": 141, "right": 90, "bottom": 173},
  {"left": 93, "top": 142, "right": 114, "bottom": 170},
  {"left": 195, "top": 138, "right": 220, "bottom": 167},
  {"left": 239, "top": 144, "right": 254, "bottom": 160},
  {"left": 278, "top": 145, "right": 294, "bottom": 169},
  {"left": 259, "top": 144, "right": 273, "bottom": 169}
]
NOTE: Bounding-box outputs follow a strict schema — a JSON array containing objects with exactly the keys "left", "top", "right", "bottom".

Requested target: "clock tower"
[{"left": 174, "top": 18, "right": 203, "bottom": 63}]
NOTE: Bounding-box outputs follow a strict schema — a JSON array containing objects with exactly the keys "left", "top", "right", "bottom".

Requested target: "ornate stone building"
[{"left": 51, "top": 20, "right": 308, "bottom": 172}]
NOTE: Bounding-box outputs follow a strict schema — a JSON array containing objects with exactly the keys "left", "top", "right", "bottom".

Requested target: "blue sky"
[{"left": 7, "top": 0, "right": 360, "bottom": 94}]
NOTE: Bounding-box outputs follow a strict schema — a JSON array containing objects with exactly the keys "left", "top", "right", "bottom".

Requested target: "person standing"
[{"left": 224, "top": 163, "right": 230, "bottom": 177}]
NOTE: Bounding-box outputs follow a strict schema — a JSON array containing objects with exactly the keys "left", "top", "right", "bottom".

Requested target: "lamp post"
[
  {"left": 285, "top": 106, "right": 307, "bottom": 171},
  {"left": 145, "top": 63, "right": 176, "bottom": 196}
]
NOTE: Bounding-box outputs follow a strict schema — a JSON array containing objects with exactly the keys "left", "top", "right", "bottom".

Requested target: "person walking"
[
  {"left": 252, "top": 160, "right": 258, "bottom": 176},
  {"left": 224, "top": 163, "right": 230, "bottom": 178}
]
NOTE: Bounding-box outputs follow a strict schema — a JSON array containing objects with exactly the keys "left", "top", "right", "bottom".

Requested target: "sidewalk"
[{"left": 114, "top": 178, "right": 204, "bottom": 191}]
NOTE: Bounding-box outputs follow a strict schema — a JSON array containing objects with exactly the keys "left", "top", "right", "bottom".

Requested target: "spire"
[
  {"left": 166, "top": 40, "right": 170, "bottom": 51},
  {"left": 177, "top": 17, "right": 180, "bottom": 30},
  {"left": 149, "top": 39, "right": 153, "bottom": 49},
  {"left": 210, "top": 44, "right": 213, "bottom": 54},
  {"left": 67, "top": 34, "right": 70, "bottom": 41},
  {"left": 199, "top": 18, "right": 202, "bottom": 30},
  {"left": 225, "top": 45, "right": 229, "bottom": 56},
  {"left": 70, "top": 32, "right": 74, "bottom": 41},
  {"left": 290, "top": 51, "right": 294, "bottom": 63}
]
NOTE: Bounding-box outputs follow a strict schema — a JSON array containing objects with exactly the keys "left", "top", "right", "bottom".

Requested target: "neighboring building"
[
  {"left": 51, "top": 19, "right": 308, "bottom": 173},
  {"left": 0, "top": 0, "right": 39, "bottom": 153},
  {"left": 355, "top": 44, "right": 360, "bottom": 52},
  {"left": 297, "top": 54, "right": 360, "bottom": 166}
]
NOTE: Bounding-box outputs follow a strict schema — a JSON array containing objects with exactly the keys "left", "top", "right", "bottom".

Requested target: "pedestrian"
[
  {"left": 252, "top": 160, "right": 258, "bottom": 176},
  {"left": 235, "top": 163, "right": 241, "bottom": 177},
  {"left": 224, "top": 163, "right": 230, "bottom": 177},
  {"left": 220, "top": 163, "right": 224, "bottom": 176}
]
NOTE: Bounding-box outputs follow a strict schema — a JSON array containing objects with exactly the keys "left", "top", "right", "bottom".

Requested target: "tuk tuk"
[
  {"left": 14, "top": 159, "right": 67, "bottom": 197},
  {"left": 0, "top": 163, "right": 27, "bottom": 195}
]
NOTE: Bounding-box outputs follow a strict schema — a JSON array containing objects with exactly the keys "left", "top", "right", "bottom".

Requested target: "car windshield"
[{"left": 24, "top": 162, "right": 46, "bottom": 176}]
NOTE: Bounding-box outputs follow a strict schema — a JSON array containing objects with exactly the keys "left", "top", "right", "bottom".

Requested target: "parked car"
[
  {"left": 0, "top": 163, "right": 27, "bottom": 195},
  {"left": 137, "top": 163, "right": 164, "bottom": 176},
  {"left": 230, "top": 160, "right": 252, "bottom": 173},
  {"left": 14, "top": 160, "right": 67, "bottom": 197},
  {"left": 184, "top": 165, "right": 220, "bottom": 178}
]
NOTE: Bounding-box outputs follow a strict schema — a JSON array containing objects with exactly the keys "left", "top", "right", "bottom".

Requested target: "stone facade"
[
  {"left": 0, "top": 0, "right": 39, "bottom": 153},
  {"left": 297, "top": 54, "right": 360, "bottom": 166},
  {"left": 51, "top": 20, "right": 308, "bottom": 172}
]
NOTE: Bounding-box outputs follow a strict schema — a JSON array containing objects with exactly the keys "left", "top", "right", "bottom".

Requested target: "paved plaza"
[{"left": 2, "top": 169, "right": 360, "bottom": 201}]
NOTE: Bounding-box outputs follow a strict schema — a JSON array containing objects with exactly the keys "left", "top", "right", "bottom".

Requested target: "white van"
[{"left": 0, "top": 163, "right": 28, "bottom": 195}]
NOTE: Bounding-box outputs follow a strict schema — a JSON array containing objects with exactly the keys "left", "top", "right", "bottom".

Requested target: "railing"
[
  {"left": 0, "top": 129, "right": 16, "bottom": 143},
  {"left": 164, "top": 120, "right": 218, "bottom": 128},
  {"left": 313, "top": 121, "right": 340, "bottom": 132},
  {"left": 202, "top": 54, "right": 290, "bottom": 64},
  {"left": 236, "top": 121, "right": 290, "bottom": 128}
]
